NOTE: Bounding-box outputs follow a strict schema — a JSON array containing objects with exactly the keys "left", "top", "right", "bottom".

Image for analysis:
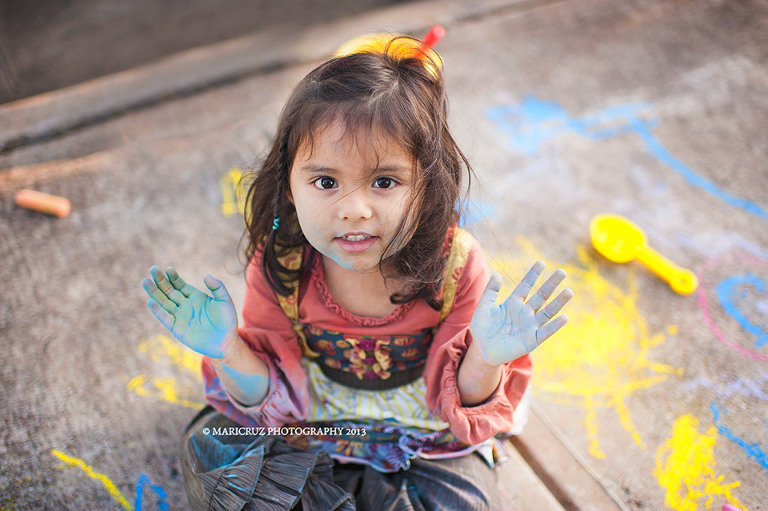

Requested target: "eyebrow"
[
  {"left": 296, "top": 163, "right": 412, "bottom": 174},
  {"left": 373, "top": 164, "right": 411, "bottom": 174},
  {"left": 297, "top": 164, "right": 336, "bottom": 174}
]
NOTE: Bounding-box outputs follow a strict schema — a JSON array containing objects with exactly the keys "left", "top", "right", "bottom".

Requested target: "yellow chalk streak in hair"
[
  {"left": 334, "top": 33, "right": 443, "bottom": 78},
  {"left": 50, "top": 449, "right": 133, "bottom": 510}
]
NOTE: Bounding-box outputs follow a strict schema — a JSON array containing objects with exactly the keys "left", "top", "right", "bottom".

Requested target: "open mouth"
[
  {"left": 335, "top": 233, "right": 379, "bottom": 253},
  {"left": 343, "top": 234, "right": 371, "bottom": 241}
]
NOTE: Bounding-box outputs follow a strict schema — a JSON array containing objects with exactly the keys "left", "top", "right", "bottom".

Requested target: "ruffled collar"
[
  {"left": 310, "top": 254, "right": 416, "bottom": 326},
  {"left": 307, "top": 225, "right": 457, "bottom": 326}
]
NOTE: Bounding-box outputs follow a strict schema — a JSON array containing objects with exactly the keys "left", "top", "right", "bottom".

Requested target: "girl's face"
[{"left": 289, "top": 118, "right": 416, "bottom": 275}]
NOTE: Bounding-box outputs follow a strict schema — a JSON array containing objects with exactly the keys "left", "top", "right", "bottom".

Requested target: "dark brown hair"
[{"left": 243, "top": 37, "right": 472, "bottom": 310}]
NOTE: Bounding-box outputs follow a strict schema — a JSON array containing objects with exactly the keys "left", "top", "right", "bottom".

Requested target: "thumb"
[
  {"left": 204, "top": 274, "right": 233, "bottom": 303},
  {"left": 480, "top": 273, "right": 504, "bottom": 306}
]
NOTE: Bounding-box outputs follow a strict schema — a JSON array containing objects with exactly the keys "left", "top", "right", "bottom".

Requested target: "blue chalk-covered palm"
[
  {"left": 470, "top": 261, "right": 573, "bottom": 366},
  {"left": 142, "top": 266, "right": 238, "bottom": 358}
]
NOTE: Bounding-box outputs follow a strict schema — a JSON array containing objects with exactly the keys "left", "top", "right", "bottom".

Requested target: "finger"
[
  {"left": 166, "top": 267, "right": 195, "bottom": 298},
  {"left": 204, "top": 274, "right": 233, "bottom": 303},
  {"left": 147, "top": 298, "right": 175, "bottom": 331},
  {"left": 150, "top": 265, "right": 185, "bottom": 305},
  {"left": 479, "top": 273, "right": 504, "bottom": 306},
  {"left": 534, "top": 288, "right": 574, "bottom": 326},
  {"left": 142, "top": 277, "right": 177, "bottom": 314},
  {"left": 526, "top": 268, "right": 567, "bottom": 312},
  {"left": 535, "top": 315, "right": 568, "bottom": 344},
  {"left": 510, "top": 260, "right": 546, "bottom": 300}
]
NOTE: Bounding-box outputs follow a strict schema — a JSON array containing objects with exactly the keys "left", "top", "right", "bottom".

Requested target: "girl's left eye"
[{"left": 373, "top": 177, "right": 396, "bottom": 189}]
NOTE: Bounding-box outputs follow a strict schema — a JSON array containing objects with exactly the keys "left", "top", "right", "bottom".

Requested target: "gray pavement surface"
[
  {"left": 2, "top": 0, "right": 768, "bottom": 509},
  {"left": 0, "top": 0, "right": 413, "bottom": 103}
]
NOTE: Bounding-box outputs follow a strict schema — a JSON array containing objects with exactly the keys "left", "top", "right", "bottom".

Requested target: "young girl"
[{"left": 142, "top": 38, "right": 572, "bottom": 510}]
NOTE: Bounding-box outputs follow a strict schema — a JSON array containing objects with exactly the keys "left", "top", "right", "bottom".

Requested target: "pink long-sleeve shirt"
[{"left": 202, "top": 232, "right": 532, "bottom": 445}]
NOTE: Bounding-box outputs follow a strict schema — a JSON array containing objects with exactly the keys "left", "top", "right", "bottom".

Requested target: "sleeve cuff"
[
  {"left": 439, "top": 362, "right": 520, "bottom": 444},
  {"left": 431, "top": 330, "right": 532, "bottom": 445},
  {"left": 203, "top": 349, "right": 308, "bottom": 428}
]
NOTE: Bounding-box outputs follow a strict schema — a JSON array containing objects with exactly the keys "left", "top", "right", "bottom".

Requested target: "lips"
[{"left": 335, "top": 232, "right": 379, "bottom": 253}]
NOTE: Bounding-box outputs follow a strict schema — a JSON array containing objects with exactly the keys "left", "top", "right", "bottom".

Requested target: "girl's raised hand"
[
  {"left": 470, "top": 261, "right": 573, "bottom": 366},
  {"left": 142, "top": 266, "right": 238, "bottom": 358}
]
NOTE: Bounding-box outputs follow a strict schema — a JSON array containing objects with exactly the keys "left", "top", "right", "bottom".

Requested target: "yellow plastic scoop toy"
[{"left": 590, "top": 214, "right": 698, "bottom": 295}]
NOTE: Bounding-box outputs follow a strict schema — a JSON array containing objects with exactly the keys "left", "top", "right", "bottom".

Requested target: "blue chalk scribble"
[
  {"left": 485, "top": 95, "right": 768, "bottom": 221},
  {"left": 716, "top": 274, "right": 768, "bottom": 348},
  {"left": 711, "top": 401, "right": 768, "bottom": 473},
  {"left": 134, "top": 473, "right": 169, "bottom": 511}
]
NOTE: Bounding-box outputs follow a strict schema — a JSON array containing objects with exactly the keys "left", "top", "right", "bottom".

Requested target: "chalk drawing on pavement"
[
  {"left": 220, "top": 166, "right": 246, "bottom": 218},
  {"left": 697, "top": 255, "right": 768, "bottom": 362},
  {"left": 654, "top": 415, "right": 747, "bottom": 511},
  {"left": 138, "top": 333, "right": 203, "bottom": 373},
  {"left": 685, "top": 373, "right": 768, "bottom": 402},
  {"left": 684, "top": 373, "right": 768, "bottom": 482},
  {"left": 488, "top": 236, "right": 682, "bottom": 458},
  {"left": 52, "top": 449, "right": 133, "bottom": 509},
  {"left": 711, "top": 401, "right": 768, "bottom": 474},
  {"left": 486, "top": 95, "right": 768, "bottom": 222},
  {"left": 716, "top": 275, "right": 768, "bottom": 349},
  {"left": 134, "top": 474, "right": 169, "bottom": 511},
  {"left": 52, "top": 450, "right": 168, "bottom": 511},
  {"left": 127, "top": 334, "right": 204, "bottom": 409}
]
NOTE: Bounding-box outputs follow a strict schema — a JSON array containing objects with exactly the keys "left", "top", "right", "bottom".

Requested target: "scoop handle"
[{"left": 636, "top": 245, "right": 698, "bottom": 295}]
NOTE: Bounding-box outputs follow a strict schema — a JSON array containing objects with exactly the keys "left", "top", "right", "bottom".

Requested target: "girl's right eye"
[{"left": 313, "top": 177, "right": 337, "bottom": 190}]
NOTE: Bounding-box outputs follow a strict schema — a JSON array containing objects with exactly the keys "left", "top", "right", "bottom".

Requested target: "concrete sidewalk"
[
  {"left": 2, "top": 0, "right": 767, "bottom": 509},
  {"left": 0, "top": 0, "right": 413, "bottom": 104}
]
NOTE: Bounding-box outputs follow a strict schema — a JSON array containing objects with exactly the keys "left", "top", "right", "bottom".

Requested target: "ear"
[{"left": 286, "top": 185, "right": 294, "bottom": 205}]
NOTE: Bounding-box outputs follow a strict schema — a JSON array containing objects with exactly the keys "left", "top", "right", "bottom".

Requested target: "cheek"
[
  {"left": 290, "top": 187, "right": 310, "bottom": 218},
  {"left": 388, "top": 192, "right": 413, "bottom": 224},
  {"left": 292, "top": 197, "right": 325, "bottom": 237},
  {"left": 293, "top": 205, "right": 314, "bottom": 235}
]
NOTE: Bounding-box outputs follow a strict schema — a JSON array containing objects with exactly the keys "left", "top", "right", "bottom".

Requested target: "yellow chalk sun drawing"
[
  {"left": 655, "top": 415, "right": 746, "bottom": 511},
  {"left": 488, "top": 236, "right": 682, "bottom": 458}
]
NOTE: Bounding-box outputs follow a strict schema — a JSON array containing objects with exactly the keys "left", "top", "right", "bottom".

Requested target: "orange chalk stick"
[
  {"left": 15, "top": 189, "right": 71, "bottom": 217},
  {"left": 421, "top": 25, "right": 445, "bottom": 48}
]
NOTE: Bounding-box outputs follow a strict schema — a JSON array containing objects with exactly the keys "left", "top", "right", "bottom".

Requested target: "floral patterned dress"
[{"left": 201, "top": 227, "right": 533, "bottom": 473}]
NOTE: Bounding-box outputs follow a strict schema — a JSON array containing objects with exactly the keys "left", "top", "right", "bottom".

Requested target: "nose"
[{"left": 337, "top": 187, "right": 373, "bottom": 221}]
